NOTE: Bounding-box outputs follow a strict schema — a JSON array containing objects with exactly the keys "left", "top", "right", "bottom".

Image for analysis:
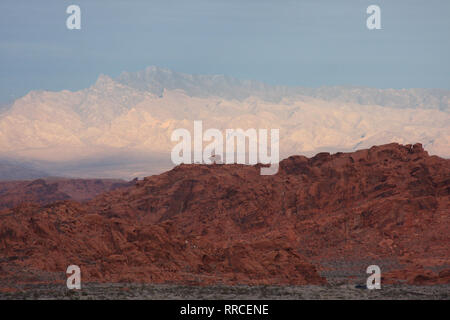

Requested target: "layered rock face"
[{"left": 0, "top": 143, "right": 448, "bottom": 287}]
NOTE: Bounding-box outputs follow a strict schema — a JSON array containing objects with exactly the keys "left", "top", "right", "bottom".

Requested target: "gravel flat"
[{"left": 1, "top": 283, "right": 448, "bottom": 300}]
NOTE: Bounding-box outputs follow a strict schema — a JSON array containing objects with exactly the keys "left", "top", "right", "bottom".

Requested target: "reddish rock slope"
[
  {"left": 0, "top": 178, "right": 134, "bottom": 210},
  {"left": 0, "top": 143, "right": 448, "bottom": 287}
]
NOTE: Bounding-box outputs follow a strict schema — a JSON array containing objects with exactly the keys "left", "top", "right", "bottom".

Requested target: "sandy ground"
[{"left": 0, "top": 283, "right": 448, "bottom": 300}]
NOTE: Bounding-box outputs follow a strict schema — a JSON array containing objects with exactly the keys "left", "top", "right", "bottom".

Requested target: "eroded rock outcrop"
[{"left": 0, "top": 143, "right": 448, "bottom": 287}]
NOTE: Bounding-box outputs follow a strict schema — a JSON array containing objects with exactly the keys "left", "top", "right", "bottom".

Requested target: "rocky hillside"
[
  {"left": 0, "top": 143, "right": 448, "bottom": 288},
  {"left": 0, "top": 178, "right": 133, "bottom": 210}
]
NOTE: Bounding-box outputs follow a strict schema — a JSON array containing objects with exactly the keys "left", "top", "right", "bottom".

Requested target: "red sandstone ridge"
[
  {"left": 0, "top": 143, "right": 448, "bottom": 287},
  {"left": 0, "top": 178, "right": 134, "bottom": 210}
]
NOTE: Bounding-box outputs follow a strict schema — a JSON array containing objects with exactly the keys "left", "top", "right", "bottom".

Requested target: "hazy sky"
[{"left": 1, "top": 0, "right": 449, "bottom": 103}]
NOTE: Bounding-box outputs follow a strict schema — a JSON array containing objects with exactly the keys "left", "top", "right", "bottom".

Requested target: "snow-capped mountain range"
[{"left": 0, "top": 66, "right": 449, "bottom": 178}]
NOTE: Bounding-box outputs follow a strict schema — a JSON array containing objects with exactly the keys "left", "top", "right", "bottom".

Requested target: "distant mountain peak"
[
  {"left": 115, "top": 66, "right": 450, "bottom": 109},
  {"left": 0, "top": 66, "right": 448, "bottom": 179},
  {"left": 92, "top": 74, "right": 119, "bottom": 90}
]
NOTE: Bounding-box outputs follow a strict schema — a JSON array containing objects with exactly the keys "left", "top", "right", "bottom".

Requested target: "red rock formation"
[
  {"left": 0, "top": 178, "right": 133, "bottom": 210},
  {"left": 0, "top": 202, "right": 323, "bottom": 285},
  {"left": 0, "top": 143, "right": 448, "bottom": 287}
]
